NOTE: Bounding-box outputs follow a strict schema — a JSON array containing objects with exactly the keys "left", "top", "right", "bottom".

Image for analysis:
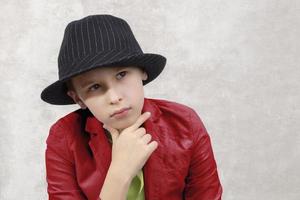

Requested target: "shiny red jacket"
[{"left": 45, "top": 97, "right": 223, "bottom": 200}]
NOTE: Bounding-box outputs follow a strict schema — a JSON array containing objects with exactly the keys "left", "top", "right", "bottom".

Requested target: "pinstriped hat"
[{"left": 40, "top": 14, "right": 166, "bottom": 105}]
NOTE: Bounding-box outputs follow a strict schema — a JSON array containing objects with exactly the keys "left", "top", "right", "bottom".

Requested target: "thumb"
[{"left": 103, "top": 124, "right": 119, "bottom": 143}]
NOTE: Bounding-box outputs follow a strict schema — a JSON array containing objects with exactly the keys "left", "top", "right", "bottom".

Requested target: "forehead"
[
  {"left": 76, "top": 66, "right": 126, "bottom": 79},
  {"left": 71, "top": 65, "right": 138, "bottom": 87}
]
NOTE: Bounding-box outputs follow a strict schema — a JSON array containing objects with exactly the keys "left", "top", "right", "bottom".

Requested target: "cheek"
[
  {"left": 84, "top": 97, "right": 107, "bottom": 117},
  {"left": 84, "top": 96, "right": 99, "bottom": 107},
  {"left": 128, "top": 84, "right": 145, "bottom": 110},
  {"left": 126, "top": 83, "right": 144, "bottom": 101}
]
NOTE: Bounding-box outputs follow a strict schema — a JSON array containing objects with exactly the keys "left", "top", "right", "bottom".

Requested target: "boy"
[{"left": 40, "top": 14, "right": 222, "bottom": 200}]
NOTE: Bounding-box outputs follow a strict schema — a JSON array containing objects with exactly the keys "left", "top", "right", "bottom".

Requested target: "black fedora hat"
[{"left": 40, "top": 14, "right": 166, "bottom": 105}]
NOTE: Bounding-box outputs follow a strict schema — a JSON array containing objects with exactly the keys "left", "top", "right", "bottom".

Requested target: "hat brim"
[{"left": 40, "top": 53, "right": 166, "bottom": 105}]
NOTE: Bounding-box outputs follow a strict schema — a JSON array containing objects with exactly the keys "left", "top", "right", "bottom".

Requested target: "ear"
[
  {"left": 67, "top": 90, "right": 87, "bottom": 109},
  {"left": 142, "top": 69, "right": 148, "bottom": 81}
]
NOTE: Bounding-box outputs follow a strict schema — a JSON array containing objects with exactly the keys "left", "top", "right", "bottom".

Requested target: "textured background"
[{"left": 0, "top": 0, "right": 299, "bottom": 199}]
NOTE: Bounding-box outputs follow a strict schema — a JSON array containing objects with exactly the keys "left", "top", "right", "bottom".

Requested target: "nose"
[{"left": 106, "top": 88, "right": 122, "bottom": 104}]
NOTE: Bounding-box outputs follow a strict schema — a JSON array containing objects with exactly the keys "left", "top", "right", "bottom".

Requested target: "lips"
[{"left": 111, "top": 107, "right": 131, "bottom": 117}]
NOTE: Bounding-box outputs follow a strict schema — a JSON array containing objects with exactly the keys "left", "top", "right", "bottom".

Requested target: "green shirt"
[{"left": 127, "top": 169, "right": 145, "bottom": 200}]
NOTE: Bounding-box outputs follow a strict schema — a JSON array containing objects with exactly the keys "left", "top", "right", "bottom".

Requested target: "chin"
[
  {"left": 114, "top": 120, "right": 132, "bottom": 130},
  {"left": 113, "top": 116, "right": 136, "bottom": 130}
]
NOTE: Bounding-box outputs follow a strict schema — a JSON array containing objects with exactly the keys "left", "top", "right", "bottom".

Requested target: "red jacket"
[{"left": 45, "top": 97, "right": 222, "bottom": 200}]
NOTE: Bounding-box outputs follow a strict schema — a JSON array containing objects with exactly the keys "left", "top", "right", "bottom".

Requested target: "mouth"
[{"left": 111, "top": 107, "right": 131, "bottom": 118}]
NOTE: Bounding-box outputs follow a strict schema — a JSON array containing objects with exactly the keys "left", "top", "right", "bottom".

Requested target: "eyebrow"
[
  {"left": 80, "top": 80, "right": 96, "bottom": 89},
  {"left": 79, "top": 66, "right": 128, "bottom": 89}
]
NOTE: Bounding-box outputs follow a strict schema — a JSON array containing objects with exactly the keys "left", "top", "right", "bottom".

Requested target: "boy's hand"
[{"left": 103, "top": 112, "right": 158, "bottom": 180}]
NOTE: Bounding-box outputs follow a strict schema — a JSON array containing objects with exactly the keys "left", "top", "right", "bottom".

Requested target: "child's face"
[{"left": 67, "top": 65, "right": 148, "bottom": 132}]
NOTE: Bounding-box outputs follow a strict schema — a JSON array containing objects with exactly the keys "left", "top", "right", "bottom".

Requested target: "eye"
[
  {"left": 88, "top": 84, "right": 101, "bottom": 92},
  {"left": 116, "top": 71, "right": 127, "bottom": 80}
]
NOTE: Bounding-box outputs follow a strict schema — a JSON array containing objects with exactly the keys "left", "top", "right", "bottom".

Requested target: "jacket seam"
[
  {"left": 189, "top": 109, "right": 197, "bottom": 154},
  {"left": 58, "top": 118, "right": 75, "bottom": 165}
]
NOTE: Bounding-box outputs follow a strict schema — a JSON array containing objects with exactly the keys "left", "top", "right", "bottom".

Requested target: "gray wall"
[{"left": 0, "top": 0, "right": 299, "bottom": 199}]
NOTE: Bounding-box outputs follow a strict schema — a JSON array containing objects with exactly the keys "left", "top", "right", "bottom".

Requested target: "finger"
[
  {"left": 103, "top": 124, "right": 119, "bottom": 142},
  {"left": 135, "top": 127, "right": 147, "bottom": 137},
  {"left": 142, "top": 134, "right": 152, "bottom": 144},
  {"left": 147, "top": 140, "right": 158, "bottom": 153},
  {"left": 129, "top": 112, "right": 151, "bottom": 131}
]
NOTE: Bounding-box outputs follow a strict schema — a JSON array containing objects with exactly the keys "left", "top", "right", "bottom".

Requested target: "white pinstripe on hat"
[{"left": 40, "top": 14, "right": 166, "bottom": 105}]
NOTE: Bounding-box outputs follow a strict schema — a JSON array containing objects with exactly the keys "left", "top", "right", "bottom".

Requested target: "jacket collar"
[
  {"left": 84, "top": 97, "right": 162, "bottom": 135},
  {"left": 82, "top": 97, "right": 164, "bottom": 199}
]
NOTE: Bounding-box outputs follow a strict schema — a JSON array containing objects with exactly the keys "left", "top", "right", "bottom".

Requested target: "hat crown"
[{"left": 58, "top": 14, "right": 142, "bottom": 79}]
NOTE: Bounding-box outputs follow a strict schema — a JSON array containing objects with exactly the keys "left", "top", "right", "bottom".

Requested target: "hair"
[{"left": 65, "top": 79, "right": 75, "bottom": 92}]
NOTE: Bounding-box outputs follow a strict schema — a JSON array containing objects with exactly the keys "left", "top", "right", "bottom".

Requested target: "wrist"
[{"left": 108, "top": 163, "right": 132, "bottom": 185}]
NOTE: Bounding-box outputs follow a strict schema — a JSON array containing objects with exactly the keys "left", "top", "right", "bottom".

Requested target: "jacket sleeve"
[
  {"left": 45, "top": 120, "right": 90, "bottom": 200},
  {"left": 183, "top": 109, "right": 223, "bottom": 200}
]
